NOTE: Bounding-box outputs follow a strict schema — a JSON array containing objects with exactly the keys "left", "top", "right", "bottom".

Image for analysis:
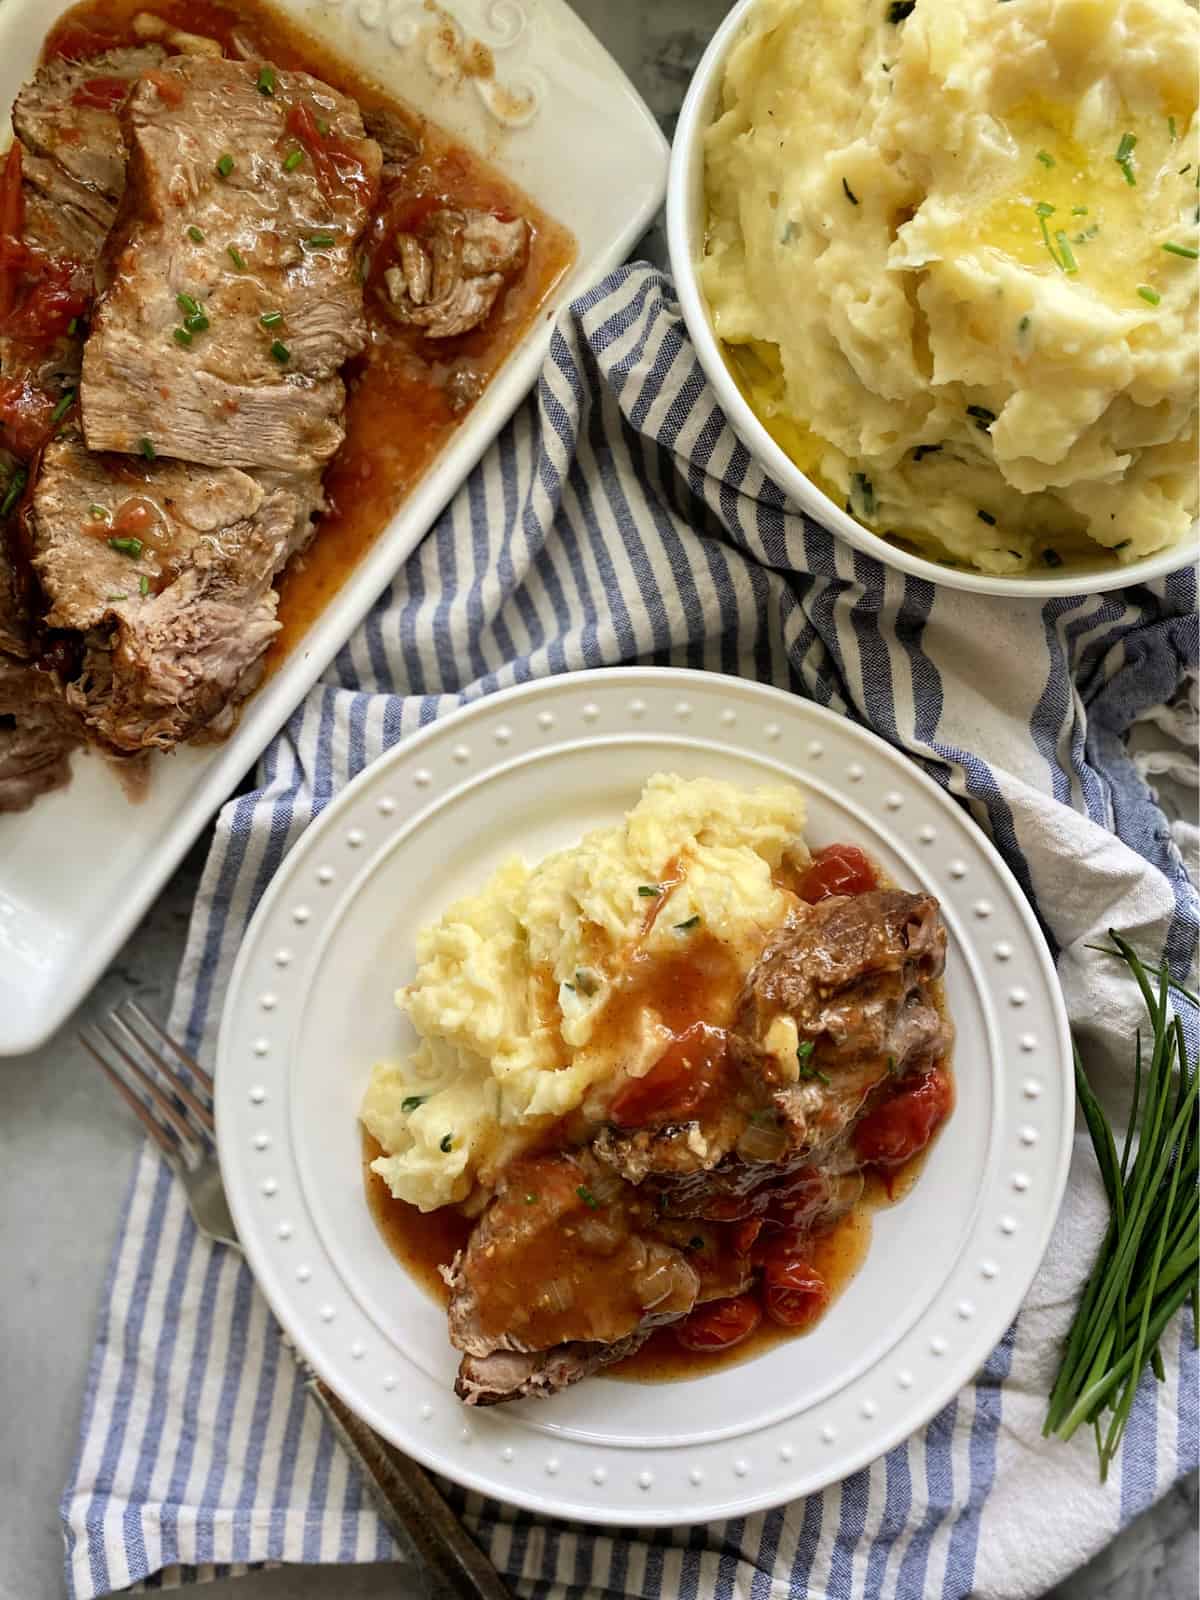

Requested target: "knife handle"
[{"left": 305, "top": 1373, "right": 512, "bottom": 1600}]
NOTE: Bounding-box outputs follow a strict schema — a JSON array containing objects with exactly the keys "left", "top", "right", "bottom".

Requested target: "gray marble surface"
[{"left": 1, "top": 2, "right": 1196, "bottom": 1597}]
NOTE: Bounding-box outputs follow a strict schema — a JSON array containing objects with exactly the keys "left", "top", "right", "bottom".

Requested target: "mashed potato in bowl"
[
  {"left": 701, "top": 0, "right": 1199, "bottom": 575},
  {"left": 362, "top": 774, "right": 810, "bottom": 1210}
]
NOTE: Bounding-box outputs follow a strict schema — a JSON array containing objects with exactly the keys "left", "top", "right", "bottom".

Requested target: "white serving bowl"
[{"left": 666, "top": 0, "right": 1199, "bottom": 599}]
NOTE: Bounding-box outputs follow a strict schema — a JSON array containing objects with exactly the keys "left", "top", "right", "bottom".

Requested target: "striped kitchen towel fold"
[{"left": 62, "top": 264, "right": 1198, "bottom": 1600}]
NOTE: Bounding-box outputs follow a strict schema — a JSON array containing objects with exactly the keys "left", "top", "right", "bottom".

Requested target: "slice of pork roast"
[
  {"left": 30, "top": 436, "right": 321, "bottom": 753},
  {"left": 594, "top": 890, "right": 950, "bottom": 1219},
  {"left": 82, "top": 57, "right": 381, "bottom": 471}
]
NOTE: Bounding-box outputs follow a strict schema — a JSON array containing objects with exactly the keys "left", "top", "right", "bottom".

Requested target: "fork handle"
[{"left": 306, "top": 1375, "right": 512, "bottom": 1600}]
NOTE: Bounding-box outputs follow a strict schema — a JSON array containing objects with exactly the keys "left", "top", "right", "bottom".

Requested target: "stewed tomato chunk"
[
  {"left": 608, "top": 1023, "right": 727, "bottom": 1128},
  {"left": 761, "top": 1246, "right": 829, "bottom": 1329},
  {"left": 673, "top": 1294, "right": 762, "bottom": 1352},
  {"left": 853, "top": 1068, "right": 953, "bottom": 1167},
  {"left": 799, "top": 843, "right": 877, "bottom": 903}
]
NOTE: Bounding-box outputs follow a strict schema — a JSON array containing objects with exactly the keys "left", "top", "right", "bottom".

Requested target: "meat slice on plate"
[
  {"left": 82, "top": 57, "right": 381, "bottom": 472},
  {"left": 29, "top": 435, "right": 321, "bottom": 753},
  {"left": 443, "top": 1151, "right": 701, "bottom": 1404},
  {"left": 382, "top": 208, "right": 528, "bottom": 339},
  {"left": 12, "top": 45, "right": 167, "bottom": 205},
  {"left": 0, "top": 653, "right": 78, "bottom": 811},
  {"left": 595, "top": 889, "right": 951, "bottom": 1218}
]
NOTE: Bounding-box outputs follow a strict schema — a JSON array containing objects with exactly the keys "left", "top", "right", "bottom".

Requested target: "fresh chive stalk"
[{"left": 1043, "top": 932, "right": 1199, "bottom": 1481}]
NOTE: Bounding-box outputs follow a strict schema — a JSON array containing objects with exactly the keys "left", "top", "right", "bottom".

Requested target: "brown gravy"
[{"left": 40, "top": 0, "right": 577, "bottom": 670}]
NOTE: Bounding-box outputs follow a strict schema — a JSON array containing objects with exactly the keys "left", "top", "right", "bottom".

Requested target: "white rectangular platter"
[{"left": 0, "top": 0, "right": 668, "bottom": 1054}]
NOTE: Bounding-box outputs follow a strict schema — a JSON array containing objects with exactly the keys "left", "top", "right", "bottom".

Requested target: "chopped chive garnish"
[
  {"left": 1042, "top": 548, "right": 1063, "bottom": 568},
  {"left": 1071, "top": 206, "right": 1088, "bottom": 215},
  {"left": 260, "top": 310, "right": 284, "bottom": 327},
  {"left": 187, "top": 225, "right": 204, "bottom": 243},
  {"left": 0, "top": 467, "right": 26, "bottom": 518},
  {"left": 227, "top": 245, "right": 246, "bottom": 270},
  {"left": 216, "top": 153, "right": 234, "bottom": 177},
  {"left": 139, "top": 574, "right": 150, "bottom": 595},
  {"left": 796, "top": 1040, "right": 830, "bottom": 1084},
  {"left": 886, "top": 0, "right": 915, "bottom": 19},
  {"left": 912, "top": 443, "right": 942, "bottom": 460},
  {"left": 315, "top": 117, "right": 330, "bottom": 137},
  {"left": 139, "top": 437, "right": 156, "bottom": 461},
  {"left": 1036, "top": 149, "right": 1055, "bottom": 167},
  {"left": 172, "top": 327, "right": 193, "bottom": 347},
  {"left": 50, "top": 388, "right": 75, "bottom": 424},
  {"left": 108, "top": 535, "right": 143, "bottom": 558},
  {"left": 1017, "top": 314, "right": 1031, "bottom": 334},
  {"left": 850, "top": 470, "right": 876, "bottom": 517},
  {"left": 977, "top": 509, "right": 997, "bottom": 525},
  {"left": 176, "top": 291, "right": 200, "bottom": 317},
  {"left": 185, "top": 311, "right": 209, "bottom": 333},
  {"left": 574, "top": 969, "right": 597, "bottom": 995},
  {"left": 67, "top": 317, "right": 79, "bottom": 335},
  {"left": 283, "top": 148, "right": 304, "bottom": 173},
  {"left": 1034, "top": 201, "right": 1056, "bottom": 216},
  {"left": 1055, "top": 231, "right": 1078, "bottom": 273},
  {"left": 842, "top": 177, "right": 859, "bottom": 205},
  {"left": 1115, "top": 132, "right": 1137, "bottom": 185},
  {"left": 1136, "top": 284, "right": 1161, "bottom": 304},
  {"left": 89, "top": 503, "right": 111, "bottom": 521},
  {"left": 439, "top": 1133, "right": 453, "bottom": 1152},
  {"left": 1113, "top": 539, "right": 1131, "bottom": 551},
  {"left": 105, "top": 593, "right": 127, "bottom": 602},
  {"left": 269, "top": 340, "right": 290, "bottom": 364},
  {"left": 1162, "top": 241, "right": 1199, "bottom": 259},
  {"left": 303, "top": 233, "right": 336, "bottom": 249},
  {"left": 638, "top": 884, "right": 661, "bottom": 897},
  {"left": 400, "top": 1094, "right": 427, "bottom": 1112},
  {"left": 1168, "top": 116, "right": 1177, "bottom": 141},
  {"left": 257, "top": 65, "right": 275, "bottom": 95},
  {"left": 576, "top": 1184, "right": 599, "bottom": 1209},
  {"left": 524, "top": 1192, "right": 538, "bottom": 1204},
  {"left": 966, "top": 404, "right": 996, "bottom": 423},
  {"left": 674, "top": 915, "right": 701, "bottom": 932}
]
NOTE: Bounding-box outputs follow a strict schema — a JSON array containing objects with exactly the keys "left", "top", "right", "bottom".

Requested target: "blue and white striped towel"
[{"left": 62, "top": 264, "right": 1198, "bottom": 1600}]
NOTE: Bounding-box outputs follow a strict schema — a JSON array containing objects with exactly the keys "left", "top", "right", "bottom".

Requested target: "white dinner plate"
[
  {"left": 216, "top": 667, "right": 1073, "bottom": 1525},
  {"left": 0, "top": 0, "right": 668, "bottom": 1054}
]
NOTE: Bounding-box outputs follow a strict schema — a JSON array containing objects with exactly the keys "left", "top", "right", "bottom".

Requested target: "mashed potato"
[
  {"left": 362, "top": 774, "right": 808, "bottom": 1210},
  {"left": 701, "top": 0, "right": 1199, "bottom": 573}
]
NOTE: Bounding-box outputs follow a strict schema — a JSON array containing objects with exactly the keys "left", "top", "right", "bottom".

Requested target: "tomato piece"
[
  {"left": 0, "top": 145, "right": 24, "bottom": 323},
  {"left": 143, "top": 70, "right": 184, "bottom": 108},
  {"left": 762, "top": 1250, "right": 829, "bottom": 1329},
  {"left": 70, "top": 77, "right": 131, "bottom": 112},
  {"left": 673, "top": 1294, "right": 761, "bottom": 1352},
  {"left": 853, "top": 1068, "right": 953, "bottom": 1168},
  {"left": 286, "top": 102, "right": 372, "bottom": 206},
  {"left": 608, "top": 1023, "right": 727, "bottom": 1129},
  {"left": 44, "top": 23, "right": 121, "bottom": 61},
  {"left": 800, "top": 843, "right": 877, "bottom": 903},
  {"left": 0, "top": 375, "right": 56, "bottom": 457}
]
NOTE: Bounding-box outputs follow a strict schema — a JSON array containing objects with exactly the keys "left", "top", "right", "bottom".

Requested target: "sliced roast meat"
[
  {"left": 0, "top": 653, "right": 78, "bottom": 811},
  {"left": 30, "top": 435, "right": 321, "bottom": 753},
  {"left": 382, "top": 208, "right": 528, "bottom": 338},
  {"left": 455, "top": 1332, "right": 650, "bottom": 1407},
  {"left": 596, "top": 890, "right": 950, "bottom": 1219},
  {"left": 443, "top": 1151, "right": 700, "bottom": 1403},
  {"left": 81, "top": 57, "right": 381, "bottom": 471},
  {"left": 12, "top": 46, "right": 167, "bottom": 203},
  {"left": 361, "top": 105, "right": 421, "bottom": 177},
  {"left": 19, "top": 151, "right": 116, "bottom": 267}
]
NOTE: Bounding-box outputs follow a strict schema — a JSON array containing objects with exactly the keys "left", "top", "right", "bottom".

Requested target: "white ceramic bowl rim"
[{"left": 665, "top": 0, "right": 1200, "bottom": 599}]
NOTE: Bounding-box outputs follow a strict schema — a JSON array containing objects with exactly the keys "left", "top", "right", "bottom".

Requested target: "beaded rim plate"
[{"left": 216, "top": 667, "right": 1073, "bottom": 1525}]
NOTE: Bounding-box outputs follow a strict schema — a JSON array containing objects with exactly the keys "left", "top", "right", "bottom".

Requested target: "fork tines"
[{"left": 82, "top": 999, "right": 214, "bottom": 1166}]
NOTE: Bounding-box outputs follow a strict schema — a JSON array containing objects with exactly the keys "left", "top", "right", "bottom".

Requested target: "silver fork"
[{"left": 85, "top": 999, "right": 511, "bottom": 1600}]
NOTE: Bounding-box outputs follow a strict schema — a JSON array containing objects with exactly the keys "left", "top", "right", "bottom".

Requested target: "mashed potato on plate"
[
  {"left": 702, "top": 0, "right": 1199, "bottom": 573},
  {"left": 362, "top": 774, "right": 809, "bottom": 1210}
]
